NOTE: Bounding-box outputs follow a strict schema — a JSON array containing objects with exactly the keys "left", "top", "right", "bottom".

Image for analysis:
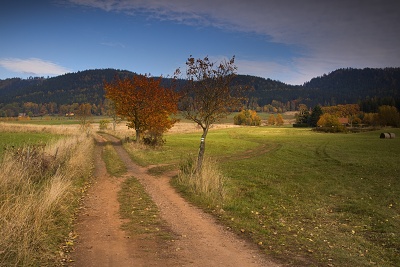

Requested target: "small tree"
[
  {"left": 276, "top": 113, "right": 284, "bottom": 126},
  {"left": 268, "top": 114, "right": 276, "bottom": 125},
  {"left": 309, "top": 105, "right": 323, "bottom": 127},
  {"left": 76, "top": 103, "right": 92, "bottom": 130},
  {"left": 180, "top": 56, "right": 247, "bottom": 172},
  {"left": 234, "top": 109, "right": 261, "bottom": 126},
  {"left": 296, "top": 104, "right": 310, "bottom": 124},
  {"left": 104, "top": 98, "right": 120, "bottom": 131},
  {"left": 104, "top": 74, "right": 180, "bottom": 143},
  {"left": 317, "top": 113, "right": 345, "bottom": 132}
]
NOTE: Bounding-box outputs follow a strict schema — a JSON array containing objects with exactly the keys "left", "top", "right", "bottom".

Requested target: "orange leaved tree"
[{"left": 104, "top": 74, "right": 180, "bottom": 144}]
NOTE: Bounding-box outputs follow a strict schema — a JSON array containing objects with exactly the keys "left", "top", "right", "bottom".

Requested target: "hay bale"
[{"left": 380, "top": 133, "right": 396, "bottom": 139}]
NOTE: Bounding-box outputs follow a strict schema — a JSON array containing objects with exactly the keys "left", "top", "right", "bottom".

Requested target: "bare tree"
[{"left": 180, "top": 56, "right": 247, "bottom": 173}]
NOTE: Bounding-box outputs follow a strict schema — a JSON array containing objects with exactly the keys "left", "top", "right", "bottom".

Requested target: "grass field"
[
  {"left": 0, "top": 132, "right": 60, "bottom": 158},
  {"left": 122, "top": 125, "right": 400, "bottom": 267},
  {"left": 2, "top": 120, "right": 399, "bottom": 266}
]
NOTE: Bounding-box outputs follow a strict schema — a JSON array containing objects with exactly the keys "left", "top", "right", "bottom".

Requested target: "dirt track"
[{"left": 72, "top": 134, "right": 279, "bottom": 266}]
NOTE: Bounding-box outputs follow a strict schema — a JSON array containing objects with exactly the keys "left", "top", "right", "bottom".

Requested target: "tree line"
[
  {"left": 1, "top": 67, "right": 399, "bottom": 117},
  {"left": 0, "top": 101, "right": 111, "bottom": 117}
]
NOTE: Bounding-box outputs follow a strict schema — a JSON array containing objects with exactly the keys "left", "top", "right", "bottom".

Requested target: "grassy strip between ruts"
[
  {"left": 121, "top": 126, "right": 400, "bottom": 267},
  {"left": 118, "top": 176, "right": 174, "bottom": 240},
  {"left": 100, "top": 138, "right": 174, "bottom": 241},
  {"left": 102, "top": 142, "right": 127, "bottom": 177}
]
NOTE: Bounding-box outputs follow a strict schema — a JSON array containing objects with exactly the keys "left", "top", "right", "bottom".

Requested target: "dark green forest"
[{"left": 0, "top": 67, "right": 399, "bottom": 117}]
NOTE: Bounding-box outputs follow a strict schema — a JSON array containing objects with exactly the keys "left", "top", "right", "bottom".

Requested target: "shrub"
[
  {"left": 234, "top": 109, "right": 261, "bottom": 126},
  {"left": 99, "top": 119, "right": 110, "bottom": 130},
  {"left": 317, "top": 113, "right": 346, "bottom": 132},
  {"left": 142, "top": 130, "right": 166, "bottom": 147}
]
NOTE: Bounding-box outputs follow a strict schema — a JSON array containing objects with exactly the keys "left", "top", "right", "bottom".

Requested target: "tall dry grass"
[
  {"left": 0, "top": 122, "right": 79, "bottom": 136},
  {"left": 177, "top": 155, "right": 226, "bottom": 204},
  {"left": 0, "top": 129, "right": 93, "bottom": 266}
]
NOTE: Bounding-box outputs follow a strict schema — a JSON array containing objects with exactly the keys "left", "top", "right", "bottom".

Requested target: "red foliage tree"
[{"left": 104, "top": 74, "right": 180, "bottom": 143}]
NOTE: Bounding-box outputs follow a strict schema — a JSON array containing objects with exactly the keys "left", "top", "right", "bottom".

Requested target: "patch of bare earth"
[{"left": 71, "top": 134, "right": 279, "bottom": 266}]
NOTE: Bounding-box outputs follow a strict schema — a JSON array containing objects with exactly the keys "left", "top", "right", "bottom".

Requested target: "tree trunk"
[
  {"left": 196, "top": 127, "right": 208, "bottom": 173},
  {"left": 135, "top": 128, "right": 141, "bottom": 142}
]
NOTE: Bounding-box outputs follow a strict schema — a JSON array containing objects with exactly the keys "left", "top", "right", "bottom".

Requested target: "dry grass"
[
  {"left": 0, "top": 122, "right": 80, "bottom": 135},
  {"left": 0, "top": 125, "right": 93, "bottom": 266},
  {"left": 176, "top": 155, "right": 226, "bottom": 205}
]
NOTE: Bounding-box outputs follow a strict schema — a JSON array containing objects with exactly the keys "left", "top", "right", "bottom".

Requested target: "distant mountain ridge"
[{"left": 0, "top": 67, "right": 399, "bottom": 112}]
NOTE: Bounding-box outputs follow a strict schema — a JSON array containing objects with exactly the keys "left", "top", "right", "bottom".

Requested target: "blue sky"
[{"left": 1, "top": 0, "right": 399, "bottom": 85}]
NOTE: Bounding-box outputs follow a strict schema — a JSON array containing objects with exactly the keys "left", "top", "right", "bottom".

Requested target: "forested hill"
[
  {"left": 0, "top": 69, "right": 135, "bottom": 105},
  {"left": 303, "top": 67, "right": 400, "bottom": 106},
  {"left": 0, "top": 67, "right": 399, "bottom": 114}
]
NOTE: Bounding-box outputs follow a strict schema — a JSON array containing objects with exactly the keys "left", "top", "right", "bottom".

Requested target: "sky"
[{"left": 1, "top": 0, "right": 399, "bottom": 85}]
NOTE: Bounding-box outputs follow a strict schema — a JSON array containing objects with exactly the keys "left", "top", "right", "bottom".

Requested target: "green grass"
[
  {"left": 118, "top": 177, "right": 173, "bottom": 239},
  {"left": 217, "top": 128, "right": 400, "bottom": 266},
  {"left": 102, "top": 143, "right": 127, "bottom": 177},
  {"left": 123, "top": 126, "right": 400, "bottom": 267},
  {"left": 0, "top": 132, "right": 60, "bottom": 157}
]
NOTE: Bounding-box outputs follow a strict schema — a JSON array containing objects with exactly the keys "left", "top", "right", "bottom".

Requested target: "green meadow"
[
  {"left": 125, "top": 126, "right": 400, "bottom": 267},
  {"left": 0, "top": 132, "right": 60, "bottom": 158}
]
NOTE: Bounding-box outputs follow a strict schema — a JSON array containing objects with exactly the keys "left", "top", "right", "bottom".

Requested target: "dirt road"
[{"left": 72, "top": 134, "right": 279, "bottom": 266}]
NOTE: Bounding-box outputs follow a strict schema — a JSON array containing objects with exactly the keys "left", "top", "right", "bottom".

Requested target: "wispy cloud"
[
  {"left": 68, "top": 0, "right": 400, "bottom": 83},
  {"left": 0, "top": 58, "right": 71, "bottom": 76}
]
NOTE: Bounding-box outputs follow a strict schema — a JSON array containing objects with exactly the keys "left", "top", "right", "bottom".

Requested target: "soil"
[{"left": 71, "top": 134, "right": 280, "bottom": 267}]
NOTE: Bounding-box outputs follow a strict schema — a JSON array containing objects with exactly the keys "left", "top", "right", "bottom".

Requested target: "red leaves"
[{"left": 104, "top": 74, "right": 180, "bottom": 141}]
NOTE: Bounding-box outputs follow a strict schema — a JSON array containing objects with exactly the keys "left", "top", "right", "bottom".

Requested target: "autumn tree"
[
  {"left": 378, "top": 105, "right": 400, "bottom": 127},
  {"left": 180, "top": 56, "right": 247, "bottom": 172},
  {"left": 268, "top": 114, "right": 276, "bottom": 125},
  {"left": 234, "top": 109, "right": 261, "bottom": 126},
  {"left": 104, "top": 74, "right": 180, "bottom": 143},
  {"left": 276, "top": 113, "right": 284, "bottom": 126},
  {"left": 317, "top": 113, "right": 345, "bottom": 132}
]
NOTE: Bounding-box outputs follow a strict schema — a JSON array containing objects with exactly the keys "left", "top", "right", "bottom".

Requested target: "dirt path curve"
[{"left": 72, "top": 134, "right": 279, "bottom": 267}]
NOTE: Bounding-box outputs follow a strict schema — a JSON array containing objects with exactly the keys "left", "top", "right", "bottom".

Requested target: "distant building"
[{"left": 338, "top": 117, "right": 349, "bottom": 126}]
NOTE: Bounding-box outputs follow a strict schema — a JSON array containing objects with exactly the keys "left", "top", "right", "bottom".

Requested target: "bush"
[
  {"left": 99, "top": 119, "right": 110, "bottom": 130},
  {"left": 234, "top": 109, "right": 261, "bottom": 126},
  {"left": 142, "top": 131, "right": 166, "bottom": 147}
]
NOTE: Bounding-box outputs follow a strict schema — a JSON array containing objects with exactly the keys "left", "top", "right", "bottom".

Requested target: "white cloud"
[
  {"left": 0, "top": 58, "right": 71, "bottom": 77},
  {"left": 68, "top": 0, "right": 400, "bottom": 83}
]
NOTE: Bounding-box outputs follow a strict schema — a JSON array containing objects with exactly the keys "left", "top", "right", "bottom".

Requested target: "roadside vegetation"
[{"left": 0, "top": 123, "right": 94, "bottom": 266}]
